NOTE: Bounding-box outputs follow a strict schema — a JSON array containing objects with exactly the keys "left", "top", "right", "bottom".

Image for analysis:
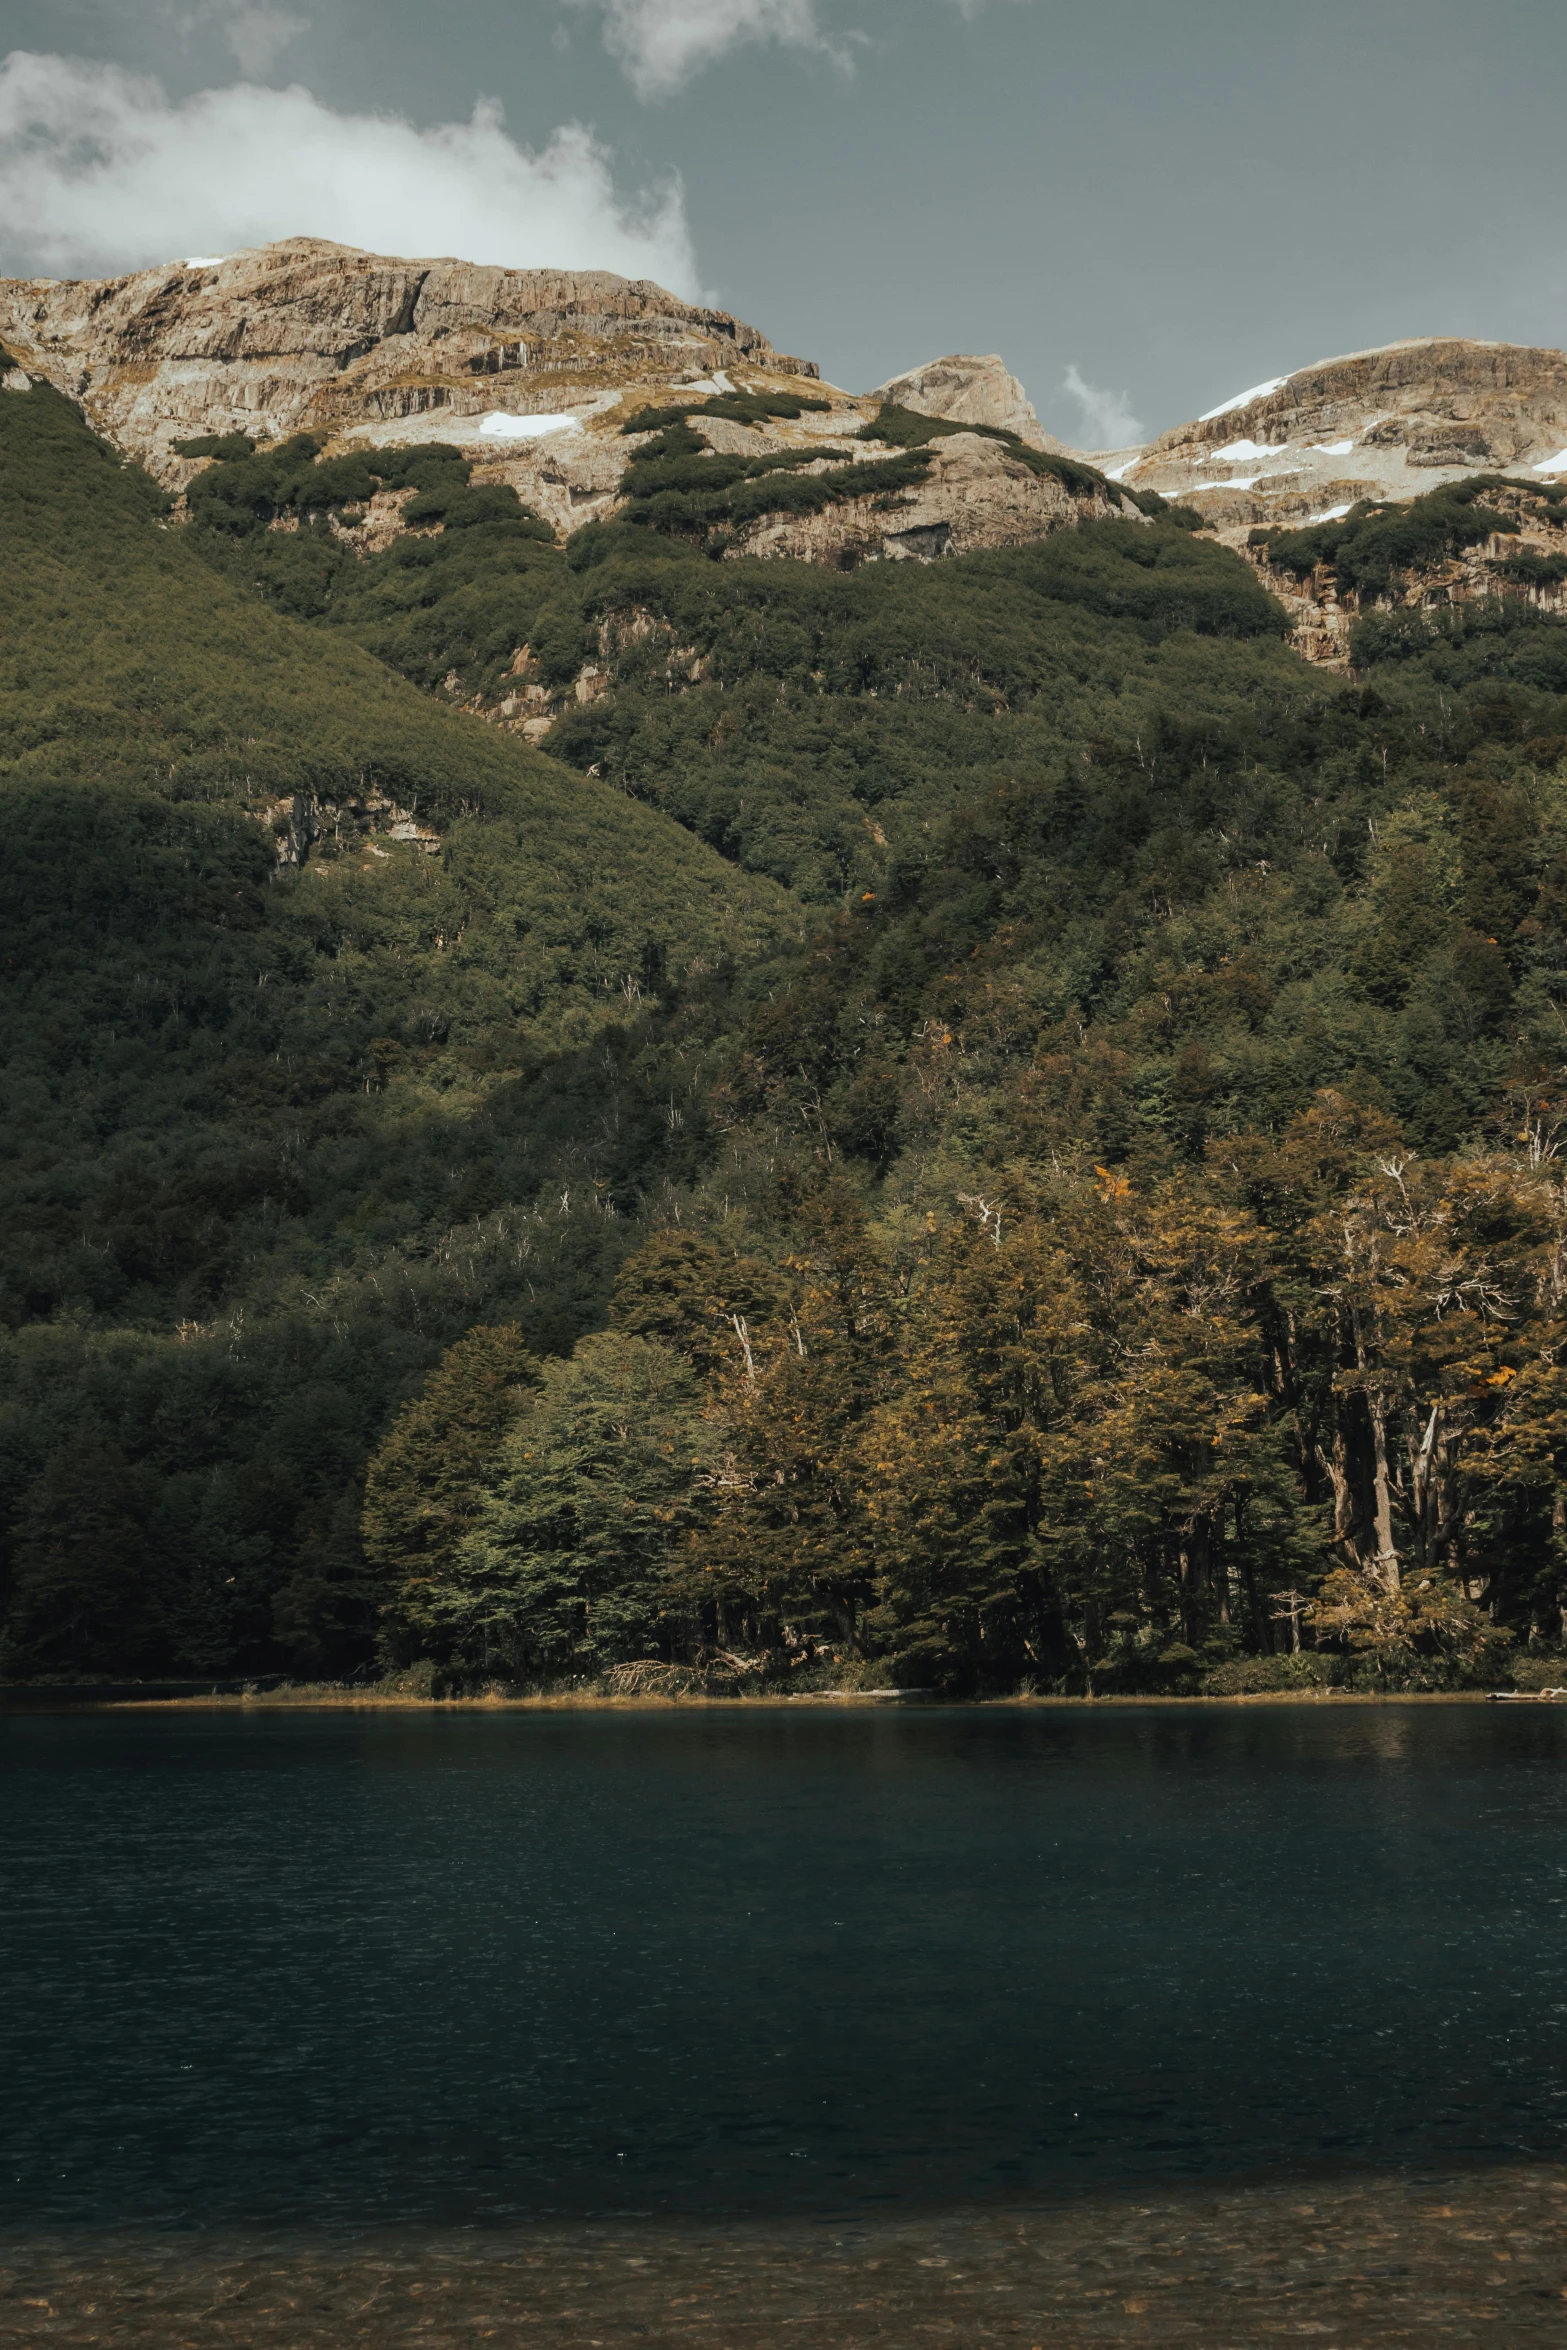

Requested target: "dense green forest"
[
  {"left": 0, "top": 375, "right": 790, "bottom": 1675},
  {"left": 8, "top": 366, "right": 1567, "bottom": 1692}
]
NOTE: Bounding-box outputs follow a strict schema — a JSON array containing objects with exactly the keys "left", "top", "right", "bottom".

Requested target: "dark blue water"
[{"left": 3, "top": 1701, "right": 1566, "bottom": 2236}]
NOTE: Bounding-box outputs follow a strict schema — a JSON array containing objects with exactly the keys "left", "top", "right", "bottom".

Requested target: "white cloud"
[
  {"left": 564, "top": 0, "right": 1026, "bottom": 99},
  {"left": 213, "top": 5, "right": 310, "bottom": 76},
  {"left": 0, "top": 50, "right": 701, "bottom": 294},
  {"left": 1061, "top": 363, "right": 1144, "bottom": 450},
  {"left": 565, "top": 0, "right": 847, "bottom": 99}
]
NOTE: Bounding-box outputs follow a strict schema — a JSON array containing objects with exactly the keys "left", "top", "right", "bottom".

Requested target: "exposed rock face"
[
  {"left": 732, "top": 431, "right": 1138, "bottom": 566},
  {"left": 0, "top": 238, "right": 818, "bottom": 484},
  {"left": 1074, "top": 339, "right": 1567, "bottom": 666},
  {"left": 0, "top": 239, "right": 1140, "bottom": 574},
  {"left": 260, "top": 788, "right": 441, "bottom": 870},
  {"left": 873, "top": 353, "right": 1060, "bottom": 450},
  {"left": 1242, "top": 478, "right": 1567, "bottom": 669},
  {"left": 1118, "top": 338, "right": 1567, "bottom": 524},
  {"left": 0, "top": 241, "right": 1154, "bottom": 583}
]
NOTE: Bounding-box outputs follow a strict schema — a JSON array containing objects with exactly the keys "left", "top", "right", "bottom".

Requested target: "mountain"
[
  {"left": 7, "top": 246, "right": 1567, "bottom": 1696},
  {"left": 10, "top": 248, "right": 1567, "bottom": 582},
  {"left": 872, "top": 352, "right": 1062, "bottom": 449},
  {"left": 0, "top": 241, "right": 1142, "bottom": 561},
  {"left": 1118, "top": 336, "right": 1567, "bottom": 515},
  {"left": 0, "top": 237, "right": 820, "bottom": 480},
  {"left": 1091, "top": 339, "right": 1567, "bottom": 665}
]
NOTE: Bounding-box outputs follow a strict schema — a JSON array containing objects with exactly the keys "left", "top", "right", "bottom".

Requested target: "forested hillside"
[
  {"left": 0, "top": 375, "right": 792, "bottom": 1676},
  {"left": 9, "top": 370, "right": 1567, "bottom": 1692}
]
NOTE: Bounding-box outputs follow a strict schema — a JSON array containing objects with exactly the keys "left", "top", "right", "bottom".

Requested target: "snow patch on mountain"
[
  {"left": 1200, "top": 376, "right": 1288, "bottom": 422},
  {"left": 477, "top": 411, "right": 581, "bottom": 441}
]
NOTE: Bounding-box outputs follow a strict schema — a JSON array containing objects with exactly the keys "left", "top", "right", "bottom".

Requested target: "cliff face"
[
  {"left": 1117, "top": 337, "right": 1567, "bottom": 521},
  {"left": 732, "top": 430, "right": 1132, "bottom": 565},
  {"left": 0, "top": 238, "right": 818, "bottom": 483},
  {"left": 1240, "top": 480, "right": 1567, "bottom": 667}
]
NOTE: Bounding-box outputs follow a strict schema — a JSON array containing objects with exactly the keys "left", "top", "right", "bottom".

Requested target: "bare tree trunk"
[
  {"left": 1409, "top": 1404, "right": 1439, "bottom": 1576},
  {"left": 1314, "top": 1426, "right": 1358, "bottom": 1560},
  {"left": 1366, "top": 1390, "right": 1401, "bottom": 1589},
  {"left": 1350, "top": 1301, "right": 1400, "bottom": 1589}
]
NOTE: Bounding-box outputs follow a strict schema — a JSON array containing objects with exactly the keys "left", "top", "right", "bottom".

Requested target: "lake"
[{"left": 4, "top": 1699, "right": 1567, "bottom": 2341}]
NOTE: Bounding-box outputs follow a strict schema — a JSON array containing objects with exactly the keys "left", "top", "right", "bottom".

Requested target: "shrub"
[
  {"left": 173, "top": 431, "right": 256, "bottom": 460},
  {"left": 614, "top": 421, "right": 934, "bottom": 550},
  {"left": 1202, "top": 1653, "right": 1339, "bottom": 1695},
  {"left": 621, "top": 389, "right": 830, "bottom": 435},
  {"left": 1491, "top": 550, "right": 1567, "bottom": 587},
  {"left": 403, "top": 483, "right": 549, "bottom": 535},
  {"left": 1507, "top": 1652, "right": 1567, "bottom": 1692},
  {"left": 857, "top": 403, "right": 1112, "bottom": 497}
]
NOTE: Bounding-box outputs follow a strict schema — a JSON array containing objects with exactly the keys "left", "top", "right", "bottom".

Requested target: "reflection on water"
[{"left": 4, "top": 1700, "right": 1567, "bottom": 2333}]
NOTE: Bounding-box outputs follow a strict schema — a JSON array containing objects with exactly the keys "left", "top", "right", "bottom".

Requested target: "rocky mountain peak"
[
  {"left": 0, "top": 237, "right": 819, "bottom": 483},
  {"left": 1118, "top": 336, "right": 1567, "bottom": 522},
  {"left": 871, "top": 353, "right": 1061, "bottom": 451},
  {"left": 0, "top": 239, "right": 1140, "bottom": 566}
]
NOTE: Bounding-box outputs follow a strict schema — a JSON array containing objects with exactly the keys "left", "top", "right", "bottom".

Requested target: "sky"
[{"left": 2, "top": 0, "right": 1565, "bottom": 445}]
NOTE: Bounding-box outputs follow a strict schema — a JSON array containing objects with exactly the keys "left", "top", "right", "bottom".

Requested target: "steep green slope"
[
  {"left": 0, "top": 376, "right": 794, "bottom": 1676},
  {"left": 180, "top": 420, "right": 1256, "bottom": 901},
  {"left": 13, "top": 371, "right": 1567, "bottom": 1694}
]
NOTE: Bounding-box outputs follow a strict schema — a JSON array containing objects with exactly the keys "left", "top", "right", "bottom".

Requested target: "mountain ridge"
[{"left": 12, "top": 242, "right": 1567, "bottom": 655}]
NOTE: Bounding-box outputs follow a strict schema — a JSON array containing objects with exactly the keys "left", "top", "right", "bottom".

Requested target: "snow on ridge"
[
  {"left": 1308, "top": 502, "right": 1354, "bottom": 523},
  {"left": 1202, "top": 438, "right": 1287, "bottom": 463},
  {"left": 477, "top": 411, "right": 581, "bottom": 441},
  {"left": 1182, "top": 473, "right": 1275, "bottom": 494},
  {"left": 182, "top": 256, "right": 229, "bottom": 269},
  {"left": 1199, "top": 375, "right": 1289, "bottom": 423},
  {"left": 1532, "top": 449, "right": 1567, "bottom": 474}
]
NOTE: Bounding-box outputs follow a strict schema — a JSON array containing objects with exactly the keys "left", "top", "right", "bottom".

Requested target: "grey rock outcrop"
[{"left": 872, "top": 353, "right": 1061, "bottom": 451}]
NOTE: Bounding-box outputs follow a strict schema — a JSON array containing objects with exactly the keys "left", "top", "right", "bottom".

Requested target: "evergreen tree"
[
  {"left": 430, "top": 1333, "right": 716, "bottom": 1678},
  {"left": 3, "top": 1443, "right": 165, "bottom": 1678},
  {"left": 366, "top": 1325, "right": 543, "bottom": 1662}
]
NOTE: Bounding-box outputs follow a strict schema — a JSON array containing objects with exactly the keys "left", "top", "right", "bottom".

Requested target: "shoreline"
[
  {"left": 3, "top": 1682, "right": 1509, "bottom": 1712},
  {"left": 5, "top": 2159, "right": 1565, "bottom": 2345}
]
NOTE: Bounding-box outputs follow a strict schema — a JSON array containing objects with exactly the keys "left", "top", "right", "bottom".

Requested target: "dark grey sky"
[{"left": 3, "top": 0, "right": 1564, "bottom": 441}]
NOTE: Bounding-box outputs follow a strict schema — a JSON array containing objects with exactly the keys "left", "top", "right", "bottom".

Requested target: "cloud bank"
[
  {"left": 1061, "top": 363, "right": 1144, "bottom": 450},
  {"left": 565, "top": 0, "right": 845, "bottom": 100},
  {"left": 566, "top": 0, "right": 1023, "bottom": 96},
  {"left": 0, "top": 50, "right": 701, "bottom": 293}
]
